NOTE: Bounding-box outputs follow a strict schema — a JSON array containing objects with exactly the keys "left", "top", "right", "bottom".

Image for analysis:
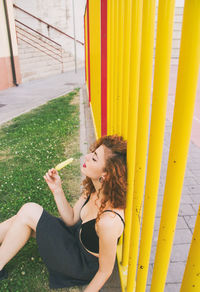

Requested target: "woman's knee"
[{"left": 17, "top": 202, "right": 43, "bottom": 230}]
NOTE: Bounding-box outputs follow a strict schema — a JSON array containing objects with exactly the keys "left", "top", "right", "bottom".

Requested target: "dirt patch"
[
  {"left": 0, "top": 149, "right": 12, "bottom": 161},
  {"left": 0, "top": 120, "right": 14, "bottom": 130},
  {"left": 70, "top": 91, "right": 80, "bottom": 105}
]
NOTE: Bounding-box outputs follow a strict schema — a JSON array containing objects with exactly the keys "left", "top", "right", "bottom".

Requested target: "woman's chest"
[{"left": 80, "top": 198, "right": 99, "bottom": 223}]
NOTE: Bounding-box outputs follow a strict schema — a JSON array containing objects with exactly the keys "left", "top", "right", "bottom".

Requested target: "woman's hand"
[{"left": 43, "top": 168, "right": 62, "bottom": 194}]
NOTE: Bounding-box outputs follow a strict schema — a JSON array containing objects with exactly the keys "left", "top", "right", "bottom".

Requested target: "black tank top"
[{"left": 80, "top": 196, "right": 125, "bottom": 254}]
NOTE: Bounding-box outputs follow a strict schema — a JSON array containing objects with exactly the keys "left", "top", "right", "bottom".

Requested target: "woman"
[{"left": 0, "top": 135, "right": 127, "bottom": 291}]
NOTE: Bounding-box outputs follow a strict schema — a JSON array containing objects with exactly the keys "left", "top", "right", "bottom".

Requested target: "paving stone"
[
  {"left": 166, "top": 262, "right": 186, "bottom": 282},
  {"left": 184, "top": 215, "right": 197, "bottom": 229},
  {"left": 191, "top": 204, "right": 199, "bottom": 213},
  {"left": 173, "top": 229, "right": 193, "bottom": 244},
  {"left": 191, "top": 194, "right": 200, "bottom": 204},
  {"left": 191, "top": 170, "right": 200, "bottom": 182},
  {"left": 184, "top": 168, "right": 194, "bottom": 177},
  {"left": 157, "top": 195, "right": 165, "bottom": 205},
  {"left": 155, "top": 205, "right": 162, "bottom": 217},
  {"left": 183, "top": 176, "right": 198, "bottom": 186},
  {"left": 170, "top": 244, "right": 190, "bottom": 262},
  {"left": 180, "top": 195, "right": 193, "bottom": 204},
  {"left": 147, "top": 264, "right": 153, "bottom": 285},
  {"left": 178, "top": 204, "right": 196, "bottom": 216},
  {"left": 181, "top": 185, "right": 192, "bottom": 195},
  {"left": 188, "top": 184, "right": 200, "bottom": 194},
  {"left": 187, "top": 162, "right": 200, "bottom": 170},
  {"left": 165, "top": 283, "right": 182, "bottom": 292}
]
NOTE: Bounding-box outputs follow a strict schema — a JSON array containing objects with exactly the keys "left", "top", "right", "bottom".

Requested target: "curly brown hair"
[{"left": 81, "top": 135, "right": 127, "bottom": 220}]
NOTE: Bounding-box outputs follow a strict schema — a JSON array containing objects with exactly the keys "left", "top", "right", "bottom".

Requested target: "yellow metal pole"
[
  {"left": 180, "top": 205, "right": 200, "bottom": 291},
  {"left": 89, "top": 0, "right": 101, "bottom": 137},
  {"left": 122, "top": 0, "right": 156, "bottom": 291},
  {"left": 116, "top": 0, "right": 125, "bottom": 249},
  {"left": 116, "top": 0, "right": 124, "bottom": 136},
  {"left": 113, "top": 0, "right": 119, "bottom": 134},
  {"left": 110, "top": 0, "right": 114, "bottom": 135},
  {"left": 151, "top": 0, "right": 200, "bottom": 290},
  {"left": 133, "top": 0, "right": 175, "bottom": 290},
  {"left": 119, "top": 0, "right": 132, "bottom": 269},
  {"left": 85, "top": 12, "right": 89, "bottom": 92},
  {"left": 123, "top": 2, "right": 143, "bottom": 290},
  {"left": 121, "top": 0, "right": 132, "bottom": 140},
  {"left": 107, "top": 0, "right": 111, "bottom": 135}
]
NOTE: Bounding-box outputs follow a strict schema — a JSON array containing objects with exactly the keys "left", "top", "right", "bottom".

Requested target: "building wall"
[
  {"left": 0, "top": 0, "right": 21, "bottom": 90},
  {"left": 13, "top": 0, "right": 86, "bottom": 61}
]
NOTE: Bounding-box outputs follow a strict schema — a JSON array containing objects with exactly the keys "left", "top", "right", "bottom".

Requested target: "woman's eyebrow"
[{"left": 94, "top": 151, "right": 98, "bottom": 159}]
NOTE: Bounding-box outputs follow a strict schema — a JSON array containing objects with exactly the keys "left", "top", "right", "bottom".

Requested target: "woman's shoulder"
[
  {"left": 96, "top": 208, "right": 125, "bottom": 238},
  {"left": 101, "top": 208, "right": 124, "bottom": 222}
]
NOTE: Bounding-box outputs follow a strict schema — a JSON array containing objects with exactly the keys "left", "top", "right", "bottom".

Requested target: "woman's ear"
[{"left": 102, "top": 171, "right": 107, "bottom": 180}]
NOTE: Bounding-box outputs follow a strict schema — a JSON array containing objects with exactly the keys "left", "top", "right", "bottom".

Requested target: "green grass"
[{"left": 0, "top": 88, "right": 82, "bottom": 291}]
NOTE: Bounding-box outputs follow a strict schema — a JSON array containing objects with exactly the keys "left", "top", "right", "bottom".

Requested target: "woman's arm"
[
  {"left": 44, "top": 168, "right": 86, "bottom": 226},
  {"left": 84, "top": 215, "right": 121, "bottom": 292}
]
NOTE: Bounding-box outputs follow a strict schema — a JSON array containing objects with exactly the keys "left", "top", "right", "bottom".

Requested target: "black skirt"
[{"left": 36, "top": 209, "right": 99, "bottom": 289}]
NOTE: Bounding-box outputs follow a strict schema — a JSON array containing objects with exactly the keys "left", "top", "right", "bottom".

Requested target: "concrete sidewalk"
[
  {"left": 0, "top": 68, "right": 199, "bottom": 292},
  {"left": 0, "top": 68, "right": 85, "bottom": 125}
]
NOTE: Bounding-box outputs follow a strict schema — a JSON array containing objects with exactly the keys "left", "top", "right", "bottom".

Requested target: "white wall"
[{"left": 13, "top": 0, "right": 86, "bottom": 61}]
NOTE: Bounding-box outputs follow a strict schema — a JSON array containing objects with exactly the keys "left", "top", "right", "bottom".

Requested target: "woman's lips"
[{"left": 83, "top": 163, "right": 86, "bottom": 168}]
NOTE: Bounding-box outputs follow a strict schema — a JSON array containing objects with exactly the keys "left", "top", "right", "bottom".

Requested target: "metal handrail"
[
  {"left": 15, "top": 19, "right": 62, "bottom": 49},
  {"left": 15, "top": 21, "right": 64, "bottom": 72},
  {"left": 17, "top": 37, "right": 63, "bottom": 67},
  {"left": 14, "top": 4, "right": 84, "bottom": 46},
  {"left": 16, "top": 26, "right": 62, "bottom": 59}
]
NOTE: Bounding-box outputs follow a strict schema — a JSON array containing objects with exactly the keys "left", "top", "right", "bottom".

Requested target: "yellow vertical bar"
[
  {"left": 123, "top": 0, "right": 156, "bottom": 291},
  {"left": 89, "top": 0, "right": 101, "bottom": 138},
  {"left": 109, "top": 0, "right": 114, "bottom": 135},
  {"left": 85, "top": 11, "right": 89, "bottom": 93},
  {"left": 126, "top": 1, "right": 144, "bottom": 289},
  {"left": 181, "top": 206, "right": 200, "bottom": 291},
  {"left": 122, "top": 0, "right": 143, "bottom": 279},
  {"left": 116, "top": 0, "right": 125, "bottom": 248},
  {"left": 151, "top": 0, "right": 200, "bottom": 290},
  {"left": 135, "top": 1, "right": 156, "bottom": 292},
  {"left": 119, "top": 0, "right": 132, "bottom": 268},
  {"left": 133, "top": 0, "right": 175, "bottom": 289},
  {"left": 107, "top": 0, "right": 111, "bottom": 135},
  {"left": 121, "top": 0, "right": 133, "bottom": 266},
  {"left": 113, "top": 0, "right": 118, "bottom": 134},
  {"left": 121, "top": 0, "right": 132, "bottom": 140},
  {"left": 116, "top": 0, "right": 124, "bottom": 136}
]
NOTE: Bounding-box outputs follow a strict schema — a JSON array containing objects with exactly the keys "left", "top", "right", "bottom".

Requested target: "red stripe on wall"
[
  {"left": 87, "top": 0, "right": 91, "bottom": 103},
  {"left": 101, "top": 0, "right": 107, "bottom": 136}
]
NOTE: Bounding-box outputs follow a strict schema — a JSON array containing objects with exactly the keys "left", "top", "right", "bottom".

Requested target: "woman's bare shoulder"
[{"left": 96, "top": 209, "right": 124, "bottom": 239}]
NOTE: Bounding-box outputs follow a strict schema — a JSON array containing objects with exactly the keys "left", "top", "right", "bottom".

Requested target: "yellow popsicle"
[{"left": 55, "top": 158, "right": 73, "bottom": 171}]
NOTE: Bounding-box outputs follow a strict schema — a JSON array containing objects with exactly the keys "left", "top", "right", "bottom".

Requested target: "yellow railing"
[{"left": 84, "top": 0, "right": 200, "bottom": 291}]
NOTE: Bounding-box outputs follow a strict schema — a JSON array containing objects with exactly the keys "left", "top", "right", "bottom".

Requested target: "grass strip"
[{"left": 0, "top": 88, "right": 82, "bottom": 292}]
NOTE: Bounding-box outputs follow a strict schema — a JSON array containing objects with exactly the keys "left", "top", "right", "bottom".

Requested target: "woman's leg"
[
  {"left": 0, "top": 216, "right": 17, "bottom": 244},
  {"left": 0, "top": 202, "right": 43, "bottom": 271}
]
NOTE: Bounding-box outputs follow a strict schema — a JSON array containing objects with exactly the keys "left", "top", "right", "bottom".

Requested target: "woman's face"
[{"left": 81, "top": 145, "right": 107, "bottom": 180}]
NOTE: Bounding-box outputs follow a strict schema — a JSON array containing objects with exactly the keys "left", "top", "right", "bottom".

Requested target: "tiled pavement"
[{"left": 0, "top": 67, "right": 200, "bottom": 292}]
